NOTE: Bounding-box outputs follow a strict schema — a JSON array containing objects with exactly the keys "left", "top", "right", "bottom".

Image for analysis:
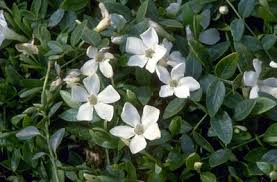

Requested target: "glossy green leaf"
[{"left": 215, "top": 52, "right": 239, "bottom": 79}]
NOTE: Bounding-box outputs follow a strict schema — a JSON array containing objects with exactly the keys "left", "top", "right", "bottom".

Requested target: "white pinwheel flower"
[
  {"left": 157, "top": 38, "right": 185, "bottom": 68},
  {"left": 110, "top": 102, "right": 161, "bottom": 154},
  {"left": 72, "top": 74, "right": 120, "bottom": 121},
  {"left": 63, "top": 69, "right": 80, "bottom": 88},
  {"left": 95, "top": 3, "right": 126, "bottom": 32},
  {"left": 166, "top": 0, "right": 182, "bottom": 16},
  {"left": 243, "top": 59, "right": 277, "bottom": 98},
  {"left": 81, "top": 46, "right": 114, "bottom": 78},
  {"left": 157, "top": 63, "right": 200, "bottom": 98},
  {"left": 0, "top": 10, "right": 26, "bottom": 46},
  {"left": 125, "top": 27, "right": 167, "bottom": 73},
  {"left": 270, "top": 61, "right": 277, "bottom": 68}
]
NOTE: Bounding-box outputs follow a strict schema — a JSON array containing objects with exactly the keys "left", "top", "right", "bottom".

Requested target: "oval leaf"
[
  {"left": 16, "top": 126, "right": 41, "bottom": 140},
  {"left": 215, "top": 52, "right": 239, "bottom": 79},
  {"left": 50, "top": 128, "right": 65, "bottom": 153}
]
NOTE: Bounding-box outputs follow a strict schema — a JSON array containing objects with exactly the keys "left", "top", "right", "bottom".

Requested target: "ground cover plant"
[{"left": 0, "top": 0, "right": 277, "bottom": 181}]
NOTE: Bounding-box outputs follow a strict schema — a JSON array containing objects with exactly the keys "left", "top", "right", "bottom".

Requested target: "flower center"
[
  {"left": 145, "top": 49, "right": 155, "bottom": 58},
  {"left": 134, "top": 124, "right": 144, "bottom": 135},
  {"left": 95, "top": 53, "right": 105, "bottom": 62},
  {"left": 169, "top": 80, "right": 178, "bottom": 88},
  {"left": 158, "top": 58, "right": 168, "bottom": 67},
  {"left": 88, "top": 94, "right": 98, "bottom": 105}
]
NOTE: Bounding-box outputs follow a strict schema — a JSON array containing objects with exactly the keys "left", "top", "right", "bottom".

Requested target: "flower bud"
[
  {"left": 194, "top": 162, "right": 203, "bottom": 171},
  {"left": 185, "top": 25, "right": 193, "bottom": 41},
  {"left": 270, "top": 61, "right": 277, "bottom": 68},
  {"left": 63, "top": 69, "right": 80, "bottom": 88},
  {"left": 269, "top": 171, "right": 277, "bottom": 180},
  {"left": 219, "top": 5, "right": 229, "bottom": 15},
  {"left": 95, "top": 3, "right": 111, "bottom": 32},
  {"left": 111, "top": 35, "right": 125, "bottom": 44},
  {"left": 234, "top": 128, "right": 240, "bottom": 134},
  {"left": 50, "top": 78, "right": 62, "bottom": 91}
]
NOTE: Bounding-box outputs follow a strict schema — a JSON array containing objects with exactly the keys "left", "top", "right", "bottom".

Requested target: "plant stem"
[
  {"left": 231, "top": 134, "right": 264, "bottom": 150},
  {"left": 225, "top": 0, "right": 274, "bottom": 61},
  {"left": 110, "top": 77, "right": 115, "bottom": 87},
  {"left": 104, "top": 120, "right": 110, "bottom": 166},
  {"left": 41, "top": 62, "right": 60, "bottom": 181},
  {"left": 60, "top": 52, "right": 85, "bottom": 68},
  {"left": 193, "top": 114, "right": 208, "bottom": 132}
]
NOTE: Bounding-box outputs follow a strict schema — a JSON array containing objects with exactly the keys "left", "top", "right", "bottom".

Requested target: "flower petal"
[
  {"left": 249, "top": 85, "right": 259, "bottom": 99},
  {"left": 125, "top": 37, "right": 145, "bottom": 55},
  {"left": 83, "top": 74, "right": 100, "bottom": 95},
  {"left": 99, "top": 61, "right": 113, "bottom": 78},
  {"left": 77, "top": 102, "right": 93, "bottom": 121},
  {"left": 263, "top": 78, "right": 277, "bottom": 87},
  {"left": 94, "top": 103, "right": 114, "bottom": 121},
  {"left": 174, "top": 86, "right": 190, "bottom": 98},
  {"left": 128, "top": 55, "right": 148, "bottom": 68},
  {"left": 0, "top": 10, "right": 7, "bottom": 28},
  {"left": 253, "top": 58, "right": 262, "bottom": 76},
  {"left": 71, "top": 86, "right": 89, "bottom": 102},
  {"left": 162, "top": 38, "right": 173, "bottom": 56},
  {"left": 141, "top": 105, "right": 160, "bottom": 128},
  {"left": 121, "top": 102, "right": 140, "bottom": 127},
  {"left": 153, "top": 44, "right": 167, "bottom": 61},
  {"left": 143, "top": 123, "right": 161, "bottom": 140},
  {"left": 260, "top": 85, "right": 277, "bottom": 98},
  {"left": 156, "top": 65, "right": 170, "bottom": 84},
  {"left": 168, "top": 51, "right": 185, "bottom": 67},
  {"left": 243, "top": 71, "right": 258, "bottom": 87},
  {"left": 0, "top": 33, "right": 4, "bottom": 46},
  {"left": 179, "top": 77, "right": 200, "bottom": 92},
  {"left": 97, "top": 85, "right": 120, "bottom": 104},
  {"left": 166, "top": 2, "right": 181, "bottom": 15},
  {"left": 140, "top": 27, "right": 159, "bottom": 48},
  {"left": 270, "top": 61, "right": 277, "bottom": 68},
  {"left": 110, "top": 125, "right": 135, "bottom": 139},
  {"left": 129, "top": 135, "right": 147, "bottom": 154},
  {"left": 159, "top": 85, "right": 174, "bottom": 97},
  {"left": 80, "top": 60, "right": 98, "bottom": 76},
  {"left": 171, "top": 63, "right": 185, "bottom": 80},
  {"left": 145, "top": 58, "right": 159, "bottom": 73},
  {"left": 86, "top": 46, "right": 98, "bottom": 58}
]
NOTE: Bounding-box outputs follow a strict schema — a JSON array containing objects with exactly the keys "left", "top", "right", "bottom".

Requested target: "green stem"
[
  {"left": 225, "top": 0, "right": 274, "bottom": 61},
  {"left": 41, "top": 61, "right": 52, "bottom": 107},
  {"left": 60, "top": 52, "right": 85, "bottom": 68},
  {"left": 110, "top": 77, "right": 115, "bottom": 87},
  {"left": 104, "top": 120, "right": 110, "bottom": 166},
  {"left": 193, "top": 114, "right": 208, "bottom": 132},
  {"left": 4, "top": 28, "right": 28, "bottom": 42},
  {"left": 231, "top": 134, "right": 264, "bottom": 150}
]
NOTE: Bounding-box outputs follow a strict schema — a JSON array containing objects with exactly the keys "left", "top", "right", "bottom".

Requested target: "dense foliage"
[{"left": 0, "top": 0, "right": 277, "bottom": 181}]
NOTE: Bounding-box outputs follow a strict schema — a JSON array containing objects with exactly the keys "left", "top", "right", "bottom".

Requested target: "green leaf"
[
  {"left": 59, "top": 108, "right": 78, "bottom": 122},
  {"left": 50, "top": 128, "right": 65, "bottom": 153},
  {"left": 186, "top": 153, "right": 200, "bottom": 170},
  {"left": 264, "top": 123, "right": 277, "bottom": 144},
  {"left": 193, "top": 131, "right": 214, "bottom": 153},
  {"left": 60, "top": 90, "right": 80, "bottom": 108},
  {"left": 136, "top": 0, "right": 149, "bottom": 23},
  {"left": 169, "top": 117, "right": 181, "bottom": 136},
  {"left": 163, "top": 98, "right": 186, "bottom": 119},
  {"left": 159, "top": 19, "right": 183, "bottom": 29},
  {"left": 188, "top": 40, "right": 211, "bottom": 70},
  {"left": 208, "top": 41, "right": 230, "bottom": 61},
  {"left": 261, "top": 149, "right": 277, "bottom": 164},
  {"left": 215, "top": 52, "right": 239, "bottom": 79},
  {"left": 16, "top": 126, "right": 41, "bottom": 140},
  {"left": 89, "top": 128, "right": 119, "bottom": 149},
  {"left": 70, "top": 21, "right": 86, "bottom": 47},
  {"left": 209, "top": 149, "right": 231, "bottom": 167},
  {"left": 256, "top": 162, "right": 272, "bottom": 174},
  {"left": 206, "top": 80, "right": 226, "bottom": 116},
  {"left": 104, "top": 2, "right": 132, "bottom": 20},
  {"left": 210, "top": 111, "right": 233, "bottom": 145},
  {"left": 233, "top": 99, "right": 256, "bottom": 121},
  {"left": 238, "top": 0, "right": 256, "bottom": 18},
  {"left": 230, "top": 19, "right": 245, "bottom": 41},
  {"left": 252, "top": 97, "right": 276, "bottom": 115},
  {"left": 48, "top": 9, "right": 65, "bottom": 27},
  {"left": 61, "top": 0, "right": 89, "bottom": 11},
  {"left": 135, "top": 86, "right": 152, "bottom": 105},
  {"left": 262, "top": 34, "right": 277, "bottom": 50},
  {"left": 82, "top": 28, "right": 101, "bottom": 46},
  {"left": 200, "top": 172, "right": 216, "bottom": 182}
]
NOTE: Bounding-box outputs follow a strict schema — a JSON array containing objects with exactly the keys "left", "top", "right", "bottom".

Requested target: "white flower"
[
  {"left": 157, "top": 63, "right": 200, "bottom": 98},
  {"left": 81, "top": 46, "right": 114, "bottom": 78},
  {"left": 270, "top": 61, "right": 277, "bottom": 68},
  {"left": 63, "top": 69, "right": 80, "bottom": 88},
  {"left": 125, "top": 27, "right": 167, "bottom": 73},
  {"left": 72, "top": 74, "right": 120, "bottom": 121},
  {"left": 0, "top": 10, "right": 26, "bottom": 46},
  {"left": 110, "top": 102, "right": 161, "bottom": 154},
  {"left": 243, "top": 59, "right": 277, "bottom": 98},
  {"left": 95, "top": 3, "right": 126, "bottom": 32},
  {"left": 166, "top": 0, "right": 182, "bottom": 16},
  {"left": 15, "top": 38, "right": 38, "bottom": 55},
  {"left": 157, "top": 38, "right": 185, "bottom": 68},
  {"left": 219, "top": 5, "right": 229, "bottom": 15}
]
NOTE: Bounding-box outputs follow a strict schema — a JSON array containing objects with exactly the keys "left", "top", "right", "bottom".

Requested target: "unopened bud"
[
  {"left": 194, "top": 162, "right": 203, "bottom": 171},
  {"left": 219, "top": 5, "right": 229, "bottom": 15},
  {"left": 111, "top": 35, "right": 125, "bottom": 44},
  {"left": 234, "top": 128, "right": 240, "bottom": 134},
  {"left": 269, "top": 171, "right": 277, "bottom": 180},
  {"left": 50, "top": 78, "right": 62, "bottom": 91}
]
